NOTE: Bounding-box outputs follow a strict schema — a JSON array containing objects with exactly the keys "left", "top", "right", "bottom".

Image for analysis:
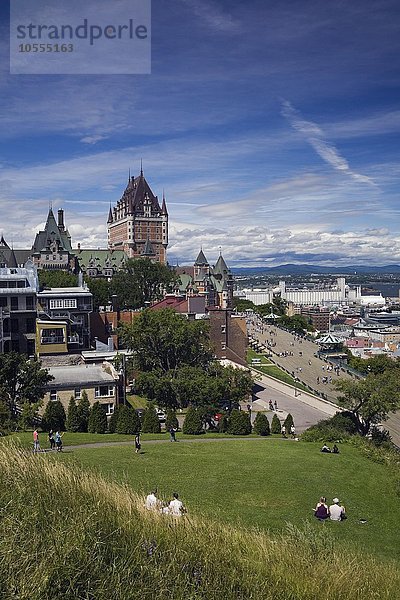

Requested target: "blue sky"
[{"left": 1, "top": 0, "right": 400, "bottom": 267}]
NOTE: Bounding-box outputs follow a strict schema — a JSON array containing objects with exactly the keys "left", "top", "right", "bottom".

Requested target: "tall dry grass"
[{"left": 0, "top": 444, "right": 398, "bottom": 599}]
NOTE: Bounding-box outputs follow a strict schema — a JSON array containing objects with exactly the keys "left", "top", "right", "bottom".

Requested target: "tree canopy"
[
  {"left": 335, "top": 370, "right": 400, "bottom": 436},
  {"left": 85, "top": 277, "right": 111, "bottom": 310},
  {"left": 0, "top": 353, "right": 53, "bottom": 419},
  {"left": 38, "top": 270, "right": 78, "bottom": 289},
  {"left": 120, "top": 308, "right": 213, "bottom": 374},
  {"left": 110, "top": 258, "right": 175, "bottom": 309}
]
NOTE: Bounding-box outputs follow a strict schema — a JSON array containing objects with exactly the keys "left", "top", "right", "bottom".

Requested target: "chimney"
[
  {"left": 58, "top": 209, "right": 65, "bottom": 231},
  {"left": 108, "top": 337, "right": 114, "bottom": 351}
]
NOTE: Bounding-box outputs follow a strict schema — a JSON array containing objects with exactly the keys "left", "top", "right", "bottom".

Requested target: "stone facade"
[{"left": 107, "top": 169, "right": 168, "bottom": 264}]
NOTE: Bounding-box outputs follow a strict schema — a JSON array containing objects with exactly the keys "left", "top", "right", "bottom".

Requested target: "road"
[{"left": 247, "top": 314, "right": 400, "bottom": 446}]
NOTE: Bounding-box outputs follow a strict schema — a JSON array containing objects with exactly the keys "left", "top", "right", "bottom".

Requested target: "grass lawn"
[{"left": 56, "top": 437, "right": 400, "bottom": 562}]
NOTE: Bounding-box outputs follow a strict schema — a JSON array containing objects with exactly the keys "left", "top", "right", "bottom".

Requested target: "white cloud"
[{"left": 281, "top": 100, "right": 377, "bottom": 187}]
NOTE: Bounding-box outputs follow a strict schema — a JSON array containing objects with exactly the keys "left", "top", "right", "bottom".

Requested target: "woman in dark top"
[
  {"left": 314, "top": 496, "right": 329, "bottom": 520},
  {"left": 135, "top": 433, "right": 141, "bottom": 454}
]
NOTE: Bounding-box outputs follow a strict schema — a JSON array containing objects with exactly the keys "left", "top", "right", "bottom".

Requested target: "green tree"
[
  {"left": 271, "top": 413, "right": 282, "bottom": 434},
  {"left": 0, "top": 353, "right": 53, "bottom": 419},
  {"left": 233, "top": 298, "right": 256, "bottom": 312},
  {"left": 116, "top": 405, "right": 141, "bottom": 434},
  {"left": 38, "top": 270, "right": 78, "bottom": 289},
  {"left": 42, "top": 400, "right": 66, "bottom": 432},
  {"left": 110, "top": 258, "right": 175, "bottom": 309},
  {"left": 19, "top": 401, "right": 41, "bottom": 431},
  {"left": 108, "top": 404, "right": 121, "bottom": 433},
  {"left": 0, "top": 400, "right": 10, "bottom": 433},
  {"left": 227, "top": 409, "right": 252, "bottom": 435},
  {"left": 165, "top": 409, "right": 179, "bottom": 431},
  {"left": 66, "top": 397, "right": 80, "bottom": 432},
  {"left": 182, "top": 406, "right": 204, "bottom": 435},
  {"left": 141, "top": 404, "right": 161, "bottom": 433},
  {"left": 76, "top": 391, "right": 91, "bottom": 433},
  {"left": 253, "top": 412, "right": 270, "bottom": 436},
  {"left": 283, "top": 413, "right": 294, "bottom": 432},
  {"left": 120, "top": 308, "right": 213, "bottom": 374},
  {"left": 218, "top": 413, "right": 229, "bottom": 433},
  {"left": 335, "top": 371, "right": 400, "bottom": 436},
  {"left": 88, "top": 402, "right": 107, "bottom": 434},
  {"left": 85, "top": 277, "right": 111, "bottom": 310}
]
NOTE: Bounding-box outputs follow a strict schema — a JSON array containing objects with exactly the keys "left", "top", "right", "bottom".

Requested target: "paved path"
[
  {"left": 247, "top": 315, "right": 355, "bottom": 403},
  {"left": 250, "top": 374, "right": 338, "bottom": 433}
]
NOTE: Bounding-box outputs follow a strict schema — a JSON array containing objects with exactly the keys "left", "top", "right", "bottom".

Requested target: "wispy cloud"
[
  {"left": 179, "top": 0, "right": 239, "bottom": 32},
  {"left": 281, "top": 100, "right": 377, "bottom": 187}
]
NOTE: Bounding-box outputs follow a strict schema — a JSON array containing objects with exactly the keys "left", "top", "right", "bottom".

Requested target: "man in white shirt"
[
  {"left": 169, "top": 492, "right": 185, "bottom": 517},
  {"left": 145, "top": 490, "right": 158, "bottom": 510},
  {"left": 329, "top": 498, "right": 345, "bottom": 521}
]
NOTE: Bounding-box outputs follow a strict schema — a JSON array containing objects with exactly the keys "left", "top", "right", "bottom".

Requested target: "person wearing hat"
[{"left": 329, "top": 498, "right": 346, "bottom": 521}]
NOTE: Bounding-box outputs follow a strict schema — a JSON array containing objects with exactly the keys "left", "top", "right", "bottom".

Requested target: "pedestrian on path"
[
  {"left": 135, "top": 432, "right": 141, "bottom": 453},
  {"left": 274, "top": 400, "right": 278, "bottom": 411},
  {"left": 169, "top": 427, "right": 177, "bottom": 442},
  {"left": 33, "top": 429, "right": 40, "bottom": 453},
  {"left": 55, "top": 431, "right": 63, "bottom": 452},
  {"left": 48, "top": 429, "right": 55, "bottom": 450}
]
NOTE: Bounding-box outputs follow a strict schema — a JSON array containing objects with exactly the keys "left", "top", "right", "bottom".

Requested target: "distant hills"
[{"left": 231, "top": 263, "right": 400, "bottom": 275}]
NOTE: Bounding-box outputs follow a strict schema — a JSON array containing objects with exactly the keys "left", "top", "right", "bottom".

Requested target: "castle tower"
[{"left": 107, "top": 168, "right": 168, "bottom": 264}]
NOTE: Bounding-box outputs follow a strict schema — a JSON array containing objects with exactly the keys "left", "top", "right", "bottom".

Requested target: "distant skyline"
[{"left": 0, "top": 0, "right": 400, "bottom": 267}]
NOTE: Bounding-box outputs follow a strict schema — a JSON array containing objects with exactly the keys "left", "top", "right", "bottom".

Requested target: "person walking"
[
  {"left": 48, "top": 430, "right": 55, "bottom": 450},
  {"left": 55, "top": 431, "right": 63, "bottom": 452},
  {"left": 169, "top": 427, "right": 177, "bottom": 442},
  {"left": 135, "top": 432, "right": 141, "bottom": 453},
  {"left": 290, "top": 424, "right": 296, "bottom": 439},
  {"left": 33, "top": 429, "right": 40, "bottom": 453}
]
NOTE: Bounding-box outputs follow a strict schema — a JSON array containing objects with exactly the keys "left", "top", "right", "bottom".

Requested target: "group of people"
[
  {"left": 314, "top": 497, "right": 346, "bottom": 521},
  {"left": 145, "top": 490, "right": 186, "bottom": 517},
  {"left": 33, "top": 429, "right": 63, "bottom": 452},
  {"left": 321, "top": 443, "right": 339, "bottom": 454}
]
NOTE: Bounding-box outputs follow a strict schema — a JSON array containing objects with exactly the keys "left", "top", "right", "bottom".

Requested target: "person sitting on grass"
[
  {"left": 169, "top": 492, "right": 186, "bottom": 517},
  {"left": 329, "top": 498, "right": 346, "bottom": 521},
  {"left": 145, "top": 490, "right": 159, "bottom": 511},
  {"left": 321, "top": 443, "right": 331, "bottom": 453},
  {"left": 313, "top": 496, "right": 329, "bottom": 521},
  {"left": 332, "top": 444, "right": 339, "bottom": 454}
]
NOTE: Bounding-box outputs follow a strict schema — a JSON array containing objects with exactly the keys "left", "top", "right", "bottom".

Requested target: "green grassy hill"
[{"left": 0, "top": 443, "right": 399, "bottom": 599}]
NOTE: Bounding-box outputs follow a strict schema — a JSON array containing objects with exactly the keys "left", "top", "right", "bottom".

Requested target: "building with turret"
[
  {"left": 107, "top": 168, "right": 168, "bottom": 264},
  {"left": 31, "top": 208, "right": 76, "bottom": 272}
]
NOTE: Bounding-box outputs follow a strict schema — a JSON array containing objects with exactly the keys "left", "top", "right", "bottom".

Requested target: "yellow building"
[{"left": 36, "top": 320, "right": 68, "bottom": 355}]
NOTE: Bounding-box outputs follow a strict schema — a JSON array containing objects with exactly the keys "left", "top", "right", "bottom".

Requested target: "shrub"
[
  {"left": 253, "top": 413, "right": 270, "bottom": 436},
  {"left": 42, "top": 399, "right": 66, "bottom": 432},
  {"left": 283, "top": 413, "right": 294, "bottom": 432},
  {"left": 301, "top": 412, "right": 358, "bottom": 443},
  {"left": 77, "top": 391, "right": 91, "bottom": 433},
  {"left": 141, "top": 405, "right": 161, "bottom": 434},
  {"left": 271, "top": 413, "right": 281, "bottom": 434},
  {"left": 116, "top": 405, "right": 141, "bottom": 434},
  {"left": 108, "top": 405, "right": 121, "bottom": 434},
  {"left": 19, "top": 401, "right": 40, "bottom": 431},
  {"left": 218, "top": 413, "right": 229, "bottom": 433},
  {"left": 227, "top": 409, "right": 252, "bottom": 435},
  {"left": 165, "top": 409, "right": 179, "bottom": 431},
  {"left": 182, "top": 406, "right": 204, "bottom": 435},
  {"left": 88, "top": 402, "right": 107, "bottom": 434},
  {"left": 66, "top": 397, "right": 80, "bottom": 433}
]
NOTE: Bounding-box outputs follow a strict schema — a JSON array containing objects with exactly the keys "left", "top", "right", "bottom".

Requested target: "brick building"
[{"left": 107, "top": 168, "right": 168, "bottom": 264}]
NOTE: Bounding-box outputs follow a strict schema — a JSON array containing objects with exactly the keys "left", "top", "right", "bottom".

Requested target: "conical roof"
[
  {"left": 194, "top": 249, "right": 208, "bottom": 265},
  {"left": 143, "top": 238, "right": 155, "bottom": 256},
  {"left": 213, "top": 254, "right": 229, "bottom": 275},
  {"left": 8, "top": 247, "right": 18, "bottom": 268}
]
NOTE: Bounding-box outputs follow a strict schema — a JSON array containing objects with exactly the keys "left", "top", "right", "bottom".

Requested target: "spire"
[
  {"left": 143, "top": 237, "right": 155, "bottom": 256},
  {"left": 0, "top": 235, "right": 9, "bottom": 249},
  {"left": 107, "top": 203, "right": 113, "bottom": 224},
  {"left": 194, "top": 248, "right": 208, "bottom": 266},
  {"left": 161, "top": 190, "right": 168, "bottom": 215},
  {"left": 8, "top": 246, "right": 18, "bottom": 269},
  {"left": 128, "top": 167, "right": 131, "bottom": 182},
  {"left": 140, "top": 159, "right": 143, "bottom": 177}
]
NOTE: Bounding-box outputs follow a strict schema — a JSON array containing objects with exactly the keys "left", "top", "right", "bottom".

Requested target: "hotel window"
[
  {"left": 103, "top": 403, "right": 115, "bottom": 415},
  {"left": 49, "top": 390, "right": 57, "bottom": 402},
  {"left": 74, "top": 388, "right": 82, "bottom": 400},
  {"left": 10, "top": 297, "right": 18, "bottom": 310}
]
